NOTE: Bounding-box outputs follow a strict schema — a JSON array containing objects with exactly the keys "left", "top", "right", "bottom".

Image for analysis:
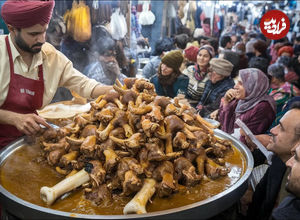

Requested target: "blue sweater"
[
  {"left": 197, "top": 77, "right": 235, "bottom": 117},
  {"left": 150, "top": 74, "right": 189, "bottom": 98}
]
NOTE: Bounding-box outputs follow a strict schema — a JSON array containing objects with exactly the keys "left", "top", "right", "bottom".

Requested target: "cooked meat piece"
[
  {"left": 153, "top": 96, "right": 171, "bottom": 110},
  {"left": 85, "top": 184, "right": 112, "bottom": 206},
  {"left": 146, "top": 104, "right": 163, "bottom": 122},
  {"left": 141, "top": 117, "right": 159, "bottom": 137},
  {"left": 95, "top": 108, "right": 114, "bottom": 124},
  {"left": 103, "top": 148, "right": 119, "bottom": 173},
  {"left": 110, "top": 127, "right": 125, "bottom": 139},
  {"left": 127, "top": 113, "right": 141, "bottom": 131},
  {"left": 88, "top": 160, "right": 106, "bottom": 188},
  {"left": 184, "top": 146, "right": 206, "bottom": 162},
  {"left": 110, "top": 133, "right": 144, "bottom": 149},
  {"left": 205, "top": 158, "right": 230, "bottom": 179},
  {"left": 122, "top": 170, "right": 142, "bottom": 196},
  {"left": 59, "top": 151, "right": 79, "bottom": 167},
  {"left": 81, "top": 125, "right": 97, "bottom": 138},
  {"left": 74, "top": 115, "right": 89, "bottom": 128},
  {"left": 138, "top": 147, "right": 149, "bottom": 170},
  {"left": 42, "top": 127, "right": 58, "bottom": 141},
  {"left": 80, "top": 136, "right": 97, "bottom": 158},
  {"left": 43, "top": 137, "right": 69, "bottom": 152},
  {"left": 174, "top": 157, "right": 202, "bottom": 186},
  {"left": 47, "top": 148, "right": 66, "bottom": 166},
  {"left": 135, "top": 93, "right": 155, "bottom": 106},
  {"left": 117, "top": 157, "right": 143, "bottom": 181},
  {"left": 153, "top": 161, "right": 176, "bottom": 197},
  {"left": 146, "top": 142, "right": 165, "bottom": 162},
  {"left": 132, "top": 79, "right": 155, "bottom": 94},
  {"left": 152, "top": 161, "right": 174, "bottom": 181},
  {"left": 123, "top": 78, "right": 137, "bottom": 89},
  {"left": 173, "top": 132, "right": 189, "bottom": 150},
  {"left": 121, "top": 90, "right": 138, "bottom": 105}
]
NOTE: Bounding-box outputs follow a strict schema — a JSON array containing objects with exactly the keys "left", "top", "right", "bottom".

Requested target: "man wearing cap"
[
  {"left": 196, "top": 58, "right": 234, "bottom": 117},
  {"left": 150, "top": 50, "right": 189, "bottom": 98},
  {"left": 0, "top": 0, "right": 111, "bottom": 148}
]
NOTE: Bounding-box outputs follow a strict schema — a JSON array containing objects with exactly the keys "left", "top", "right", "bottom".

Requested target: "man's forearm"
[
  {"left": 0, "top": 109, "right": 18, "bottom": 126},
  {"left": 91, "top": 84, "right": 112, "bottom": 99}
]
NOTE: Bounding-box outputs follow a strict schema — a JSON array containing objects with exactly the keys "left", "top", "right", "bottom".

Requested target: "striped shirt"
[{"left": 183, "top": 65, "right": 209, "bottom": 104}]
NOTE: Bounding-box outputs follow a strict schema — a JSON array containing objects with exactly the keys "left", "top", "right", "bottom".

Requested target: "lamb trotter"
[{"left": 39, "top": 78, "right": 233, "bottom": 212}]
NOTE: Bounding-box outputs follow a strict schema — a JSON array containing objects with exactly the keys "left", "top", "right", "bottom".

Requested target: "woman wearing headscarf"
[
  {"left": 183, "top": 44, "right": 215, "bottom": 106},
  {"left": 218, "top": 68, "right": 276, "bottom": 146},
  {"left": 150, "top": 50, "right": 189, "bottom": 98},
  {"left": 267, "top": 63, "right": 300, "bottom": 129}
]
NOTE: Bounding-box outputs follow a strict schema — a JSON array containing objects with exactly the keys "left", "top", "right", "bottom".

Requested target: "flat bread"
[{"left": 38, "top": 102, "right": 91, "bottom": 119}]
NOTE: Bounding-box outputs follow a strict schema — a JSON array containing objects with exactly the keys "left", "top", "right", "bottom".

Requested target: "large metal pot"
[{"left": 0, "top": 129, "right": 253, "bottom": 220}]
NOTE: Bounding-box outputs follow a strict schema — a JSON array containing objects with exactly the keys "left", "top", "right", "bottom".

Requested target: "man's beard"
[
  {"left": 285, "top": 169, "right": 300, "bottom": 198},
  {"left": 101, "top": 60, "right": 120, "bottom": 80},
  {"left": 15, "top": 32, "right": 43, "bottom": 54}
]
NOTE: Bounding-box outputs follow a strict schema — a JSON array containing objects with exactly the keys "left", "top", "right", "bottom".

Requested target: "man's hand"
[
  {"left": 244, "top": 134, "right": 271, "bottom": 151},
  {"left": 14, "top": 113, "right": 50, "bottom": 136}
]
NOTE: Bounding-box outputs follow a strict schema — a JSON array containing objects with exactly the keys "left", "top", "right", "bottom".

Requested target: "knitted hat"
[
  {"left": 277, "top": 46, "right": 294, "bottom": 57},
  {"left": 209, "top": 58, "right": 233, "bottom": 76},
  {"left": 253, "top": 40, "right": 268, "bottom": 54},
  {"left": 199, "top": 44, "right": 215, "bottom": 58},
  {"left": 161, "top": 50, "right": 183, "bottom": 71},
  {"left": 184, "top": 46, "right": 199, "bottom": 62}
]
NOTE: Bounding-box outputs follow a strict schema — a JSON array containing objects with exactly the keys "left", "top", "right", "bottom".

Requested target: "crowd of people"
[{"left": 1, "top": 0, "right": 300, "bottom": 219}]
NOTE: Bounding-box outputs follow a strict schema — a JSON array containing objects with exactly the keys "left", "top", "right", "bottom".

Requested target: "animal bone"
[
  {"left": 128, "top": 101, "right": 152, "bottom": 115},
  {"left": 109, "top": 133, "right": 143, "bottom": 149},
  {"left": 123, "top": 178, "right": 156, "bottom": 214},
  {"left": 40, "top": 168, "right": 90, "bottom": 205}
]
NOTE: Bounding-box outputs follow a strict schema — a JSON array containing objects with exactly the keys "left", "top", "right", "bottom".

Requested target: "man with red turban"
[{"left": 0, "top": 0, "right": 111, "bottom": 148}]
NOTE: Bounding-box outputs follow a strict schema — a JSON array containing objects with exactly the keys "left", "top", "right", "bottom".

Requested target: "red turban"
[
  {"left": 277, "top": 46, "right": 294, "bottom": 57},
  {"left": 184, "top": 46, "right": 199, "bottom": 63},
  {"left": 1, "top": 0, "right": 55, "bottom": 28}
]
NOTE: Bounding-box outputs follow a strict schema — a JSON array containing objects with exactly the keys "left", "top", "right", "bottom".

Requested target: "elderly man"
[
  {"left": 83, "top": 36, "right": 127, "bottom": 85},
  {"left": 243, "top": 103, "right": 300, "bottom": 220},
  {"left": 271, "top": 143, "right": 300, "bottom": 219},
  {"left": 196, "top": 58, "right": 234, "bottom": 118},
  {"left": 0, "top": 0, "right": 111, "bottom": 147}
]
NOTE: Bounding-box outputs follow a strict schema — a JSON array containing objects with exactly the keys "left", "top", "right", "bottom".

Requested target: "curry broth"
[{"left": 0, "top": 143, "right": 246, "bottom": 215}]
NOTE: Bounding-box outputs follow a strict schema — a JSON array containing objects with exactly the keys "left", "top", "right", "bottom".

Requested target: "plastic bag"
[
  {"left": 139, "top": 2, "right": 155, "bottom": 25},
  {"left": 110, "top": 8, "right": 127, "bottom": 40},
  {"left": 64, "top": 0, "right": 91, "bottom": 42}
]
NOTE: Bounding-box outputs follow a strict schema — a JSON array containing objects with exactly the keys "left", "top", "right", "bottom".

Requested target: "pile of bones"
[{"left": 39, "top": 78, "right": 233, "bottom": 214}]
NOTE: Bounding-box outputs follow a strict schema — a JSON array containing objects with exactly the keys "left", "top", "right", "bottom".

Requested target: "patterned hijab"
[{"left": 235, "top": 68, "right": 276, "bottom": 114}]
